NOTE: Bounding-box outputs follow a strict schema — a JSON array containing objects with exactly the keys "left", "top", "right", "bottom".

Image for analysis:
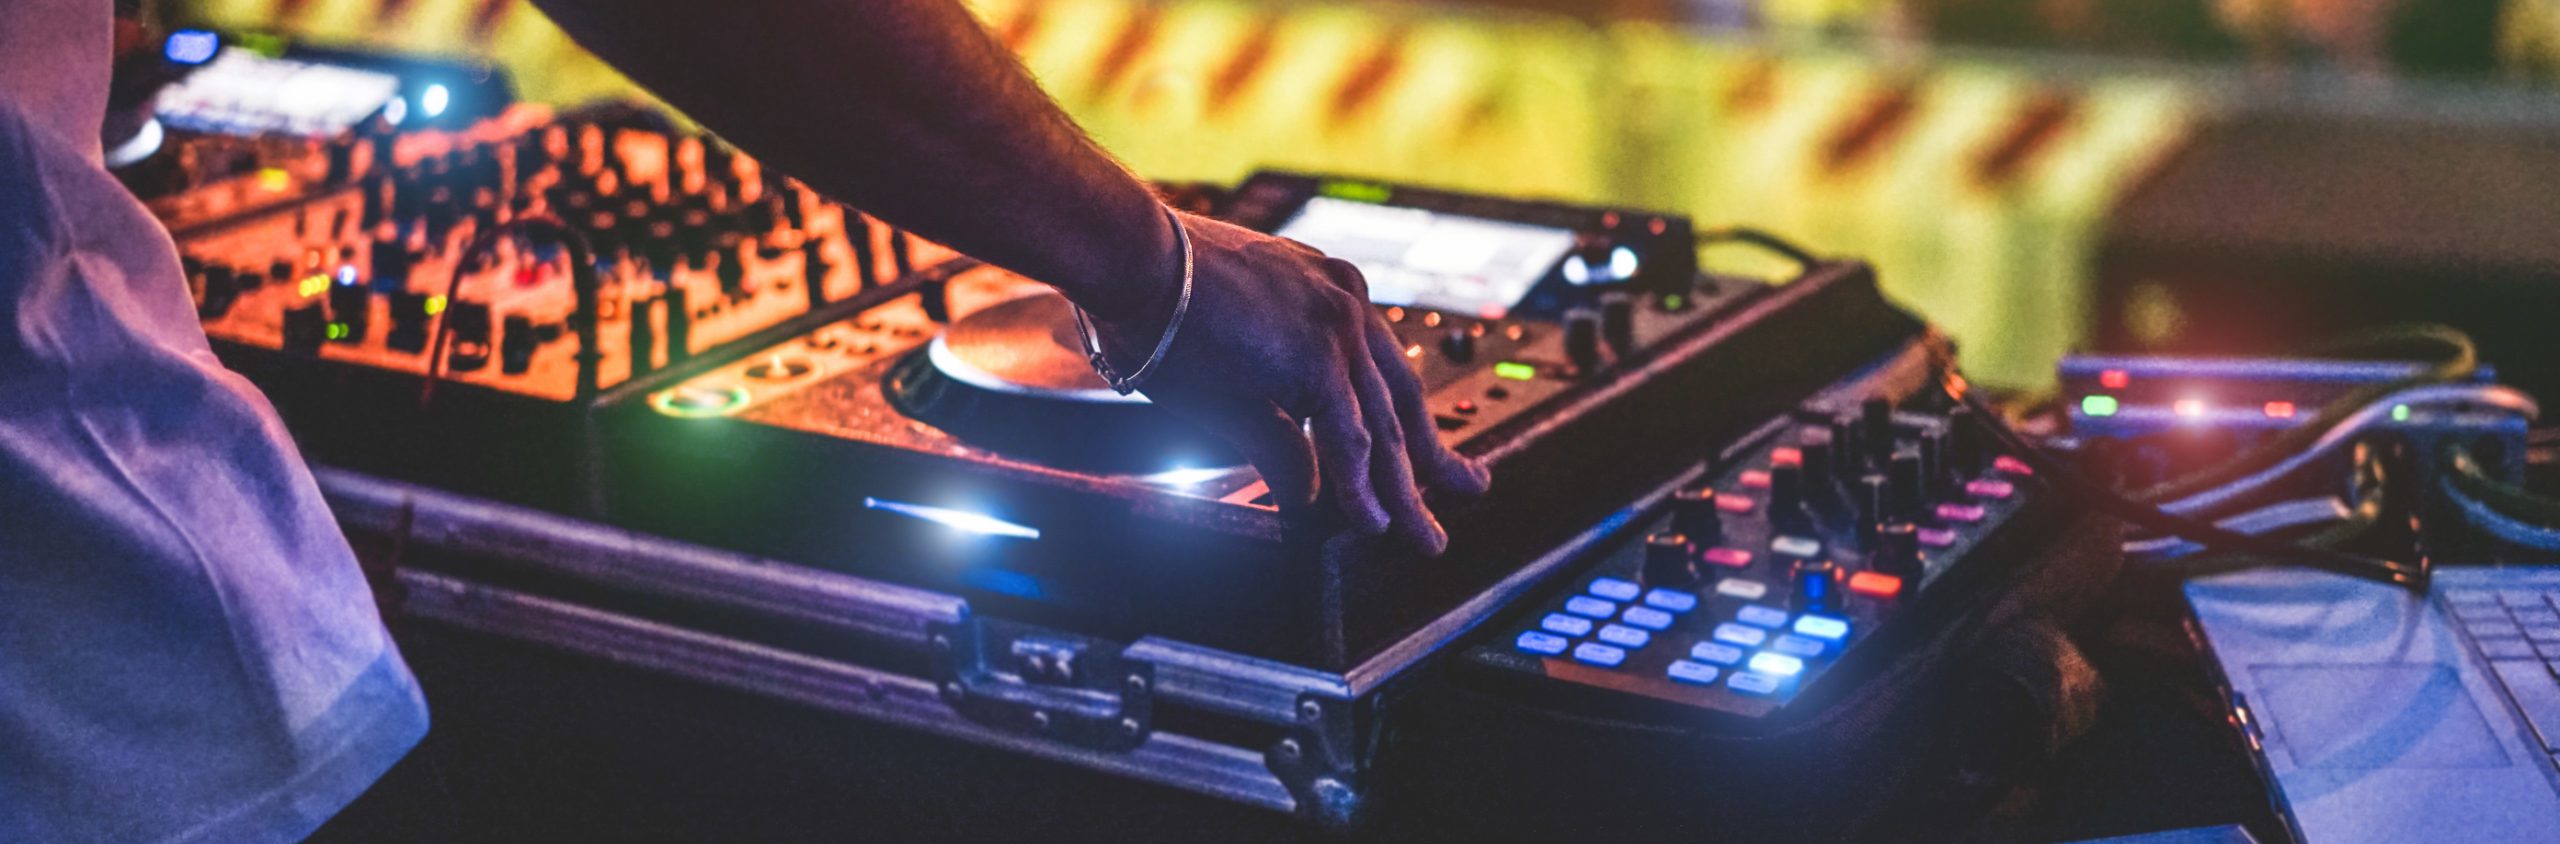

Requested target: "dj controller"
[
  {"left": 170, "top": 107, "right": 952, "bottom": 505},
  {"left": 594, "top": 172, "right": 1997, "bottom": 672},
  {"left": 163, "top": 102, "right": 2094, "bottom": 825}
]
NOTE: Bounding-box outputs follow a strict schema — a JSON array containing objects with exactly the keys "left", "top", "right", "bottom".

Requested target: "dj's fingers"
[
  {"left": 1186, "top": 396, "right": 1318, "bottom": 511},
  {"left": 1309, "top": 367, "right": 1390, "bottom": 535},
  {"left": 1364, "top": 320, "right": 1491, "bottom": 498},
  {"left": 1345, "top": 333, "right": 1445, "bottom": 554}
]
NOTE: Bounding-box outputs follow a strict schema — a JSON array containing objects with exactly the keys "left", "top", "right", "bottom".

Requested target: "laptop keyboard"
[{"left": 2446, "top": 588, "right": 2560, "bottom": 767}]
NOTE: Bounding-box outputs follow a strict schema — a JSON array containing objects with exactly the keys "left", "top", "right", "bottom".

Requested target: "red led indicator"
[
  {"left": 2099, "top": 369, "right": 2129, "bottom": 389},
  {"left": 1768, "top": 447, "right": 1803, "bottom": 468},
  {"left": 2263, "top": 401, "right": 2296, "bottom": 419},
  {"left": 2173, "top": 399, "right": 2207, "bottom": 419}
]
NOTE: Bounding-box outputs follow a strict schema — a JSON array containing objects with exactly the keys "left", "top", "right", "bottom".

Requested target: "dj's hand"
[{"left": 1088, "top": 212, "right": 1492, "bottom": 554}]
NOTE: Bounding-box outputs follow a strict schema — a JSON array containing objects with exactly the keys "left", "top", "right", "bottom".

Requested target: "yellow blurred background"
[{"left": 173, "top": 0, "right": 2201, "bottom": 388}]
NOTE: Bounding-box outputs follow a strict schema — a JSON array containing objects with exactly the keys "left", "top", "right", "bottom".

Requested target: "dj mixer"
[
  {"left": 1464, "top": 389, "right": 2062, "bottom": 723},
  {"left": 169, "top": 107, "right": 951, "bottom": 504}
]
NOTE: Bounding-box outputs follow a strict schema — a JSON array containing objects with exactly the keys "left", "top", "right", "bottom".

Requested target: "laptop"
[{"left": 2187, "top": 566, "right": 2560, "bottom": 843}]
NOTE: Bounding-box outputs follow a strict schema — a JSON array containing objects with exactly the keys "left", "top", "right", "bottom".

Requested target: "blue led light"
[
  {"left": 1792, "top": 615, "right": 1851, "bottom": 641},
  {"left": 165, "top": 30, "right": 219, "bottom": 65},
  {"left": 1143, "top": 466, "right": 1229, "bottom": 487},
  {"left": 862, "top": 497, "right": 1040, "bottom": 540},
  {"left": 420, "top": 83, "right": 452, "bottom": 118},
  {"left": 1747, "top": 652, "right": 1805, "bottom": 678},
  {"left": 335, "top": 265, "right": 359, "bottom": 286}
]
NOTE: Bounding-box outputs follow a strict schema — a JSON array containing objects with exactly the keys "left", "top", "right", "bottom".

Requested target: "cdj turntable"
[{"left": 605, "top": 172, "right": 1925, "bottom": 671}]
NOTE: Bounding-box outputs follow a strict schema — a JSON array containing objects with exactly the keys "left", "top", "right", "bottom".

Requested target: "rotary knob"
[{"left": 1644, "top": 532, "right": 1699, "bottom": 587}]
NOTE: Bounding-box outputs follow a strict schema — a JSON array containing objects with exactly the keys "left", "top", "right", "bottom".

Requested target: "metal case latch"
[{"left": 931, "top": 618, "right": 1154, "bottom": 752}]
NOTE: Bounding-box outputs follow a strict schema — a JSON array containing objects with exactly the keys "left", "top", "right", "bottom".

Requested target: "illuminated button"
[
  {"left": 1738, "top": 470, "right": 1772, "bottom": 489},
  {"left": 1965, "top": 479, "right": 2015, "bottom": 500},
  {"left": 1768, "top": 447, "right": 1803, "bottom": 467},
  {"left": 1917, "top": 527, "right": 1959, "bottom": 549},
  {"left": 1454, "top": 400, "right": 1479, "bottom": 416},
  {"left": 1703, "top": 548, "right": 1754, "bottom": 569},
  {"left": 1668, "top": 660, "right": 1723, "bottom": 685},
  {"left": 1728, "top": 672, "right": 1783, "bottom": 696},
  {"left": 1588, "top": 577, "right": 1641, "bottom": 601},
  {"left": 1770, "top": 634, "right": 1826, "bottom": 658},
  {"left": 1993, "top": 455, "right": 2034, "bottom": 476},
  {"left": 1564, "top": 596, "right": 1618, "bottom": 618},
  {"left": 1571, "top": 642, "right": 1627, "bottom": 667},
  {"left": 1712, "top": 623, "right": 1767, "bottom": 648},
  {"left": 1847, "top": 571, "right": 1903, "bottom": 598},
  {"left": 1748, "top": 652, "right": 1806, "bottom": 677},
  {"left": 1596, "top": 624, "right": 1651, "bottom": 649},
  {"left": 1515, "top": 631, "right": 1568, "bottom": 655},
  {"left": 1770, "top": 535, "right": 1821, "bottom": 558},
  {"left": 1689, "top": 642, "right": 1745, "bottom": 665},
  {"left": 1643, "top": 589, "right": 1699, "bottom": 613},
  {"left": 1715, "top": 494, "right": 1756, "bottom": 514},
  {"left": 1794, "top": 614, "right": 1851, "bottom": 641},
  {"left": 1736, "top": 604, "right": 1788, "bottom": 628},
  {"left": 1715, "top": 579, "right": 1769, "bottom": 600},
  {"left": 1936, "top": 503, "right": 1987, "bottom": 524},
  {"left": 1621, "top": 607, "right": 1675, "bottom": 631},
  {"left": 1539, "top": 613, "right": 1594, "bottom": 637}
]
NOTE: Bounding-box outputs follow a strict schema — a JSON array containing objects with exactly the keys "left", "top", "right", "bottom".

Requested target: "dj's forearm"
[{"left": 528, "top": 0, "right": 1177, "bottom": 320}]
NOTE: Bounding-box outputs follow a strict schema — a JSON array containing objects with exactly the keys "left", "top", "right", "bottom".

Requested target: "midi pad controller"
[{"left": 1469, "top": 391, "right": 2051, "bottom": 720}]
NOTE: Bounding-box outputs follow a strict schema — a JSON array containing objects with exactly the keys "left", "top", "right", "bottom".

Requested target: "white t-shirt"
[{"left": 0, "top": 2, "right": 430, "bottom": 841}]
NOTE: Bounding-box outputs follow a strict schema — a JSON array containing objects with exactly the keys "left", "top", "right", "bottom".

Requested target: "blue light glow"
[
  {"left": 165, "top": 30, "right": 219, "bottom": 65},
  {"left": 335, "top": 265, "right": 359, "bottom": 286},
  {"left": 1747, "top": 652, "right": 1805, "bottom": 678},
  {"left": 1793, "top": 614, "right": 1850, "bottom": 641},
  {"left": 863, "top": 497, "right": 1041, "bottom": 540},
  {"left": 420, "top": 84, "right": 451, "bottom": 118},
  {"left": 1143, "top": 466, "right": 1229, "bottom": 487}
]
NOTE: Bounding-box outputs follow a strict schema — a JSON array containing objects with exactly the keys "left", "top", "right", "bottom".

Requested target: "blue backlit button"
[
  {"left": 1539, "top": 613, "right": 1594, "bottom": 637},
  {"left": 1588, "top": 577, "right": 1642, "bottom": 601},
  {"left": 1716, "top": 579, "right": 1769, "bottom": 600},
  {"left": 1735, "top": 604, "right": 1789, "bottom": 628},
  {"left": 1621, "top": 606, "right": 1675, "bottom": 631},
  {"left": 1572, "top": 642, "right": 1627, "bottom": 667},
  {"left": 1564, "top": 596, "right": 1619, "bottom": 619},
  {"left": 1515, "top": 631, "right": 1569, "bottom": 655},
  {"left": 1643, "top": 589, "right": 1699, "bottom": 613},
  {"left": 1748, "top": 652, "right": 1807, "bottom": 678},
  {"left": 1728, "top": 671, "right": 1784, "bottom": 696},
  {"left": 1689, "top": 641, "right": 1745, "bottom": 665},
  {"left": 1667, "top": 660, "right": 1723, "bottom": 685},
  {"left": 1597, "top": 624, "right": 1652, "bottom": 649},
  {"left": 1770, "top": 535, "right": 1822, "bottom": 559},
  {"left": 1770, "top": 634, "right": 1826, "bottom": 658},
  {"left": 1792, "top": 614, "right": 1851, "bottom": 641},
  {"left": 1712, "top": 623, "right": 1768, "bottom": 648}
]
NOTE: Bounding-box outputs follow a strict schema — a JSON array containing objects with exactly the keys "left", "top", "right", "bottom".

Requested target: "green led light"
[
  {"left": 649, "top": 385, "right": 751, "bottom": 419},
  {"left": 2080, "top": 395, "right": 2119, "bottom": 417},
  {"left": 1316, "top": 179, "right": 1393, "bottom": 203},
  {"left": 1661, "top": 293, "right": 1686, "bottom": 311},
  {"left": 423, "top": 295, "right": 447, "bottom": 316},
  {"left": 1494, "top": 361, "right": 1537, "bottom": 381},
  {"left": 2392, "top": 404, "right": 2411, "bottom": 422},
  {"left": 325, "top": 323, "right": 349, "bottom": 340}
]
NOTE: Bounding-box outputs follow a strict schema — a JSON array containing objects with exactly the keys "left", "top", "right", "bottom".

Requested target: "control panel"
[
  {"left": 176, "top": 111, "right": 948, "bottom": 402},
  {"left": 1468, "top": 391, "right": 2046, "bottom": 719}
]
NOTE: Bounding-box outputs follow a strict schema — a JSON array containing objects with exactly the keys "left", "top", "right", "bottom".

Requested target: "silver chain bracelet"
[{"left": 1070, "top": 207, "right": 1195, "bottom": 396}]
